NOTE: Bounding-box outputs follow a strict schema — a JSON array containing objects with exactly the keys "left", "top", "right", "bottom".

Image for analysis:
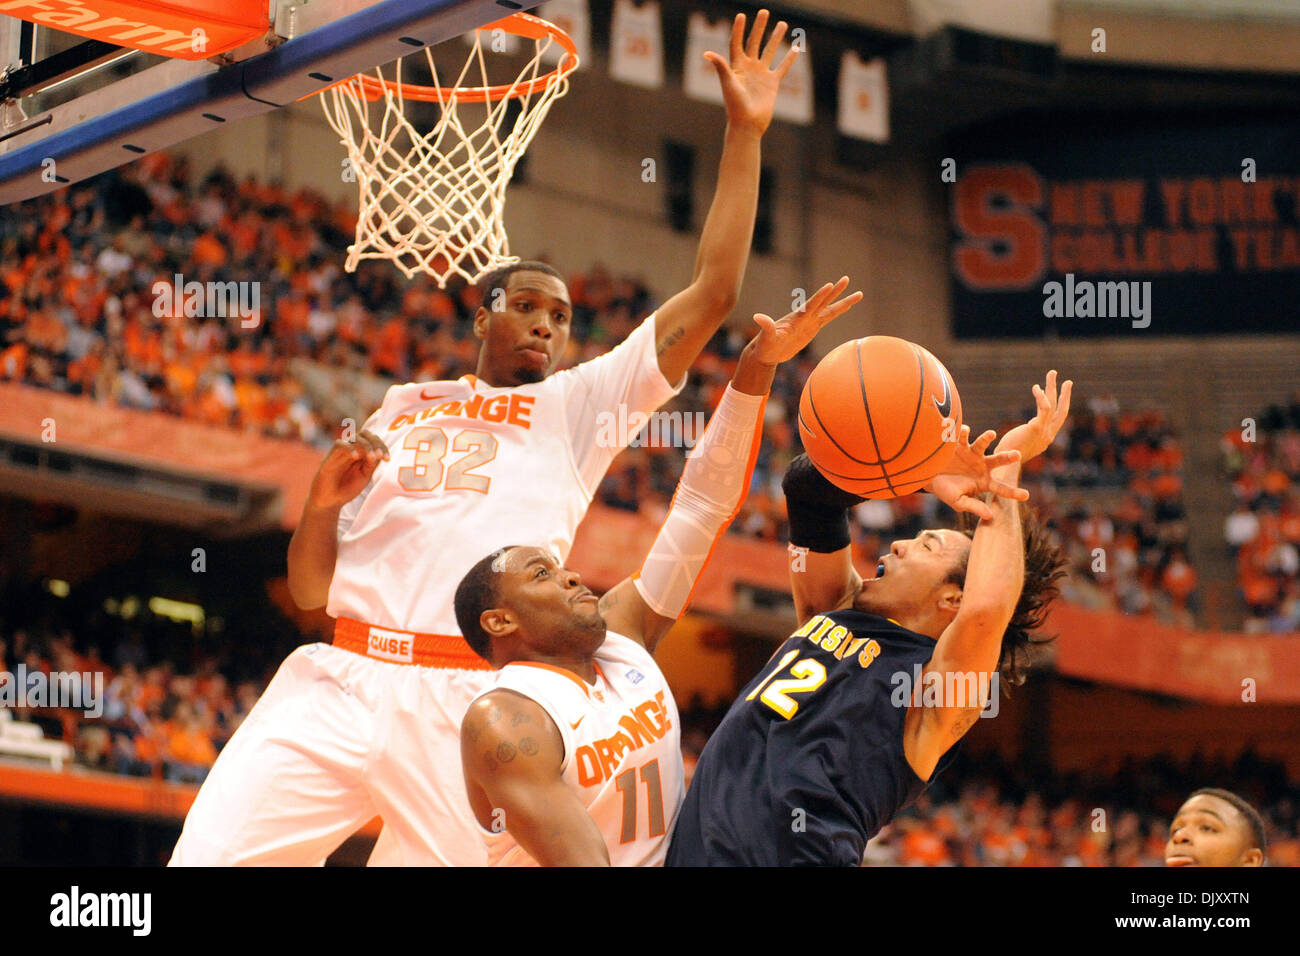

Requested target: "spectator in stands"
[{"left": 163, "top": 703, "right": 218, "bottom": 784}]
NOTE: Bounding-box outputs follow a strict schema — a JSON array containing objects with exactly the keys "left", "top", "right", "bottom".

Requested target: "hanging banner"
[
  {"left": 610, "top": 0, "right": 664, "bottom": 89},
  {"left": 949, "top": 113, "right": 1300, "bottom": 337},
  {"left": 537, "top": 0, "right": 590, "bottom": 68},
  {"left": 838, "top": 52, "right": 889, "bottom": 143},
  {"left": 683, "top": 12, "right": 729, "bottom": 105}
]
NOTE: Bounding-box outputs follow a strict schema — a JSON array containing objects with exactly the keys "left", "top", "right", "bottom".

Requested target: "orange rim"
[{"left": 321, "top": 12, "right": 577, "bottom": 104}]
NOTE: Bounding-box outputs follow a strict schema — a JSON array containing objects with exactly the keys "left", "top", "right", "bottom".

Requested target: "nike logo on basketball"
[{"left": 933, "top": 370, "right": 952, "bottom": 420}]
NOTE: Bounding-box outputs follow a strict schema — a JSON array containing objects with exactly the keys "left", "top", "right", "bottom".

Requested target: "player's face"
[
  {"left": 498, "top": 547, "right": 605, "bottom": 656},
  {"left": 855, "top": 529, "right": 970, "bottom": 620},
  {"left": 1165, "top": 795, "right": 1262, "bottom": 867},
  {"left": 474, "top": 271, "right": 572, "bottom": 385}
]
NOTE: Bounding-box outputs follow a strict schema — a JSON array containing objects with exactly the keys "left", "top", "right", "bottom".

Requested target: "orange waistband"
[{"left": 333, "top": 617, "right": 492, "bottom": 671}]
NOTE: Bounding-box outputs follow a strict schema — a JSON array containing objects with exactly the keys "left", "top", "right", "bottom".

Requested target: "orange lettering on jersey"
[
  {"left": 507, "top": 394, "right": 535, "bottom": 427},
  {"left": 654, "top": 690, "right": 672, "bottom": 733},
  {"left": 397, "top": 391, "right": 535, "bottom": 431},
  {"left": 609, "top": 732, "right": 634, "bottom": 762},
  {"left": 857, "top": 639, "right": 881, "bottom": 669},
  {"left": 618, "top": 714, "right": 655, "bottom": 748},
  {"left": 632, "top": 701, "right": 661, "bottom": 739},
  {"left": 594, "top": 738, "right": 619, "bottom": 778},
  {"left": 575, "top": 745, "right": 602, "bottom": 787},
  {"left": 837, "top": 636, "right": 866, "bottom": 661}
]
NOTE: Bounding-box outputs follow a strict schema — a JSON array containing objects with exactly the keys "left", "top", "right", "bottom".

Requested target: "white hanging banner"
[
  {"left": 772, "top": 36, "right": 813, "bottom": 126},
  {"left": 838, "top": 52, "right": 889, "bottom": 142},
  {"left": 537, "top": 0, "right": 591, "bottom": 68},
  {"left": 610, "top": 0, "right": 664, "bottom": 89},
  {"left": 683, "top": 12, "right": 729, "bottom": 105}
]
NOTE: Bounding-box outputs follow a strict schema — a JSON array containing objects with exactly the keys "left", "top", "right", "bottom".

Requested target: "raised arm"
[
  {"left": 903, "top": 372, "right": 1071, "bottom": 778},
  {"left": 286, "top": 427, "right": 389, "bottom": 609},
  {"left": 461, "top": 691, "right": 610, "bottom": 867},
  {"left": 653, "top": 10, "right": 798, "bottom": 384},
  {"left": 601, "top": 280, "right": 862, "bottom": 652}
]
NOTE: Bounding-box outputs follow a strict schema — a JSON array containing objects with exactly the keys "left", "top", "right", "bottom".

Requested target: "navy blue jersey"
[{"left": 667, "top": 609, "right": 957, "bottom": 866}]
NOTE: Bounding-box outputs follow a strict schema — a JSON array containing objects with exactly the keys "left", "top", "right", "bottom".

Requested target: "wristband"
[{"left": 781, "top": 453, "right": 864, "bottom": 553}]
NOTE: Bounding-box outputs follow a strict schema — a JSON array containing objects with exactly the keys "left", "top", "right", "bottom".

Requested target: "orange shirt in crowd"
[
  {"left": 901, "top": 825, "right": 951, "bottom": 865},
  {"left": 167, "top": 724, "right": 218, "bottom": 767}
]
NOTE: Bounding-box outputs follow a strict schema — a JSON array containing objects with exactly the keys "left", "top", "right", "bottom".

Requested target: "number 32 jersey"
[
  {"left": 666, "top": 609, "right": 959, "bottom": 867},
  {"left": 327, "top": 314, "right": 683, "bottom": 638},
  {"left": 473, "top": 631, "right": 685, "bottom": 867}
]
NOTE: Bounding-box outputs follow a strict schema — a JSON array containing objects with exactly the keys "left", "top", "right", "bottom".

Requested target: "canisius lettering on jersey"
[{"left": 667, "top": 608, "right": 960, "bottom": 866}]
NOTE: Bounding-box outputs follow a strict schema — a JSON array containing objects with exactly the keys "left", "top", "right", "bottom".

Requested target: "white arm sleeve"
[
  {"left": 559, "top": 312, "right": 686, "bottom": 495},
  {"left": 632, "top": 384, "right": 766, "bottom": 619}
]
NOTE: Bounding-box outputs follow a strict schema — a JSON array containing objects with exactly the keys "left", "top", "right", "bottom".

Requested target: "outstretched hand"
[
  {"left": 748, "top": 277, "right": 862, "bottom": 365},
  {"left": 703, "top": 9, "right": 799, "bottom": 135},
  {"left": 995, "top": 370, "right": 1073, "bottom": 463},
  {"left": 926, "top": 425, "right": 1027, "bottom": 522}
]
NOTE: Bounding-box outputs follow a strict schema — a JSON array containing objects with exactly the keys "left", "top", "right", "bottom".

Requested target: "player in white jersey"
[
  {"left": 170, "top": 11, "right": 799, "bottom": 866},
  {"left": 457, "top": 279, "right": 863, "bottom": 865}
]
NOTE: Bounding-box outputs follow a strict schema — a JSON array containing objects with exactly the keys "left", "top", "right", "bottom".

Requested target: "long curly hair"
[{"left": 948, "top": 504, "right": 1068, "bottom": 688}]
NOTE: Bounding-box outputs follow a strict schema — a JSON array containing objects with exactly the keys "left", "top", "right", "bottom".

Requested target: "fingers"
[
  {"left": 984, "top": 449, "right": 1022, "bottom": 471},
  {"left": 954, "top": 495, "right": 995, "bottom": 522},
  {"left": 969, "top": 428, "right": 997, "bottom": 455},
  {"left": 805, "top": 276, "right": 849, "bottom": 312},
  {"left": 774, "top": 42, "right": 799, "bottom": 80},
  {"left": 702, "top": 50, "right": 729, "bottom": 78},
  {"left": 988, "top": 479, "right": 1030, "bottom": 502},
  {"left": 820, "top": 289, "right": 863, "bottom": 322},
  {"left": 729, "top": 13, "right": 745, "bottom": 63},
  {"left": 745, "top": 9, "right": 769, "bottom": 59},
  {"left": 752, "top": 313, "right": 777, "bottom": 335},
  {"left": 1057, "top": 379, "right": 1074, "bottom": 422},
  {"left": 1032, "top": 383, "right": 1049, "bottom": 417},
  {"left": 800, "top": 281, "right": 837, "bottom": 317},
  {"left": 358, "top": 430, "right": 390, "bottom": 461},
  {"left": 760, "top": 19, "right": 788, "bottom": 66}
]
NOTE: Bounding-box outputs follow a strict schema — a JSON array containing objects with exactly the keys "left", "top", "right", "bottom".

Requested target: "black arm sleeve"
[{"left": 781, "top": 454, "right": 866, "bottom": 554}]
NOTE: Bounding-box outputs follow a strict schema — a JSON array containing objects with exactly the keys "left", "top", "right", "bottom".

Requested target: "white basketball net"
[{"left": 321, "top": 26, "right": 575, "bottom": 287}]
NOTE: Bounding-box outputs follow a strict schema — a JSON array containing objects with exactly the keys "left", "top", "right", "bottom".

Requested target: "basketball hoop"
[{"left": 320, "top": 13, "right": 578, "bottom": 287}]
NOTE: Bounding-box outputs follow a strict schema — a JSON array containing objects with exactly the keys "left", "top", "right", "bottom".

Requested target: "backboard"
[{"left": 0, "top": 0, "right": 534, "bottom": 204}]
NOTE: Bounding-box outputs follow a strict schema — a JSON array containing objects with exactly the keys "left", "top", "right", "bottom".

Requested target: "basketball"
[{"left": 797, "top": 336, "right": 962, "bottom": 498}]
